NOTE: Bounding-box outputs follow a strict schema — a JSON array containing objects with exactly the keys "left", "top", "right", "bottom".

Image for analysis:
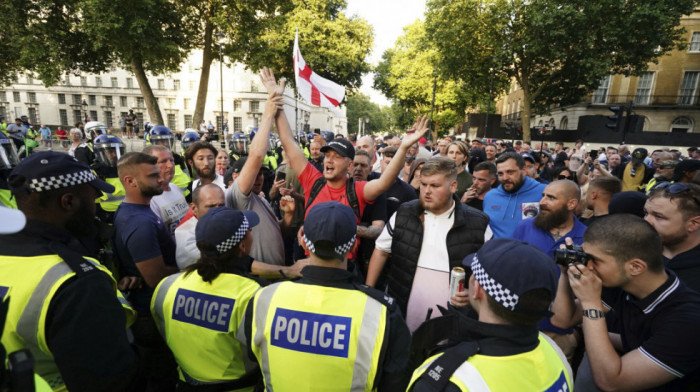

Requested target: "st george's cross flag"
[{"left": 294, "top": 30, "right": 345, "bottom": 116}]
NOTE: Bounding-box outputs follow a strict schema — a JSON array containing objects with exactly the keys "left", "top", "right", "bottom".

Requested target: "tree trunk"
[
  {"left": 192, "top": 20, "right": 215, "bottom": 129},
  {"left": 521, "top": 90, "right": 532, "bottom": 143},
  {"left": 130, "top": 56, "right": 164, "bottom": 125}
]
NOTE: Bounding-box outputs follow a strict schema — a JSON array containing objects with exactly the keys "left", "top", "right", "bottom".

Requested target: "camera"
[{"left": 554, "top": 245, "right": 589, "bottom": 267}]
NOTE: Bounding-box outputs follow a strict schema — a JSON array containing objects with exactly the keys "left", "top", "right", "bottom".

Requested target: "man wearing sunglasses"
[
  {"left": 644, "top": 182, "right": 700, "bottom": 291},
  {"left": 613, "top": 147, "right": 655, "bottom": 192}
]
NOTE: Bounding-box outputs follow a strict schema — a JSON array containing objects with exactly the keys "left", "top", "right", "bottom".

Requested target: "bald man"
[{"left": 356, "top": 135, "right": 381, "bottom": 173}]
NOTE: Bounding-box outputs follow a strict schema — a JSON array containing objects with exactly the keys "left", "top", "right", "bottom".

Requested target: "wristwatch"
[{"left": 583, "top": 308, "right": 605, "bottom": 320}]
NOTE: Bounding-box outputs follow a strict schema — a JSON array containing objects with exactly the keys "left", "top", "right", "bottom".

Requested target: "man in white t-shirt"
[
  {"left": 144, "top": 145, "right": 189, "bottom": 236},
  {"left": 366, "top": 157, "right": 490, "bottom": 332}
]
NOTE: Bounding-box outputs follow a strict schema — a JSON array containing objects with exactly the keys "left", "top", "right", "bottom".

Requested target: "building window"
[
  {"left": 72, "top": 94, "right": 81, "bottom": 105},
  {"left": 167, "top": 113, "right": 176, "bottom": 130},
  {"left": 28, "top": 108, "right": 38, "bottom": 125},
  {"left": 592, "top": 75, "right": 611, "bottom": 104},
  {"left": 136, "top": 97, "right": 145, "bottom": 107},
  {"left": 189, "top": 80, "right": 195, "bottom": 90},
  {"left": 251, "top": 82, "right": 259, "bottom": 92},
  {"left": 89, "top": 95, "right": 96, "bottom": 106},
  {"left": 173, "top": 80, "right": 180, "bottom": 90},
  {"left": 105, "top": 96, "right": 113, "bottom": 106},
  {"left": 249, "top": 101, "right": 259, "bottom": 112},
  {"left": 59, "top": 109, "right": 68, "bottom": 126},
  {"left": 111, "top": 77, "right": 118, "bottom": 88},
  {"left": 217, "top": 115, "right": 224, "bottom": 131},
  {"left": 0, "top": 92, "right": 6, "bottom": 102},
  {"left": 81, "top": 76, "right": 87, "bottom": 86},
  {"left": 184, "top": 115, "right": 193, "bottom": 129},
  {"left": 27, "top": 92, "right": 37, "bottom": 103},
  {"left": 158, "top": 79, "right": 165, "bottom": 89},
  {"left": 105, "top": 111, "right": 113, "bottom": 127},
  {"left": 73, "top": 110, "right": 82, "bottom": 124},
  {"left": 120, "top": 96, "right": 127, "bottom": 107},
  {"left": 670, "top": 116, "right": 693, "bottom": 133},
  {"left": 167, "top": 98, "right": 176, "bottom": 107},
  {"left": 13, "top": 92, "right": 20, "bottom": 103},
  {"left": 89, "top": 110, "right": 98, "bottom": 121},
  {"left": 188, "top": 63, "right": 193, "bottom": 73},
  {"left": 58, "top": 93, "right": 66, "bottom": 104},
  {"left": 0, "top": 107, "right": 6, "bottom": 117},
  {"left": 95, "top": 77, "right": 102, "bottom": 87},
  {"left": 126, "top": 78, "right": 133, "bottom": 88},
  {"left": 65, "top": 76, "right": 71, "bottom": 85},
  {"left": 234, "top": 117, "right": 242, "bottom": 132},
  {"left": 679, "top": 71, "right": 699, "bottom": 105},
  {"left": 634, "top": 72, "right": 654, "bottom": 105},
  {"left": 691, "top": 32, "right": 700, "bottom": 52},
  {"left": 136, "top": 112, "right": 144, "bottom": 127},
  {"left": 183, "top": 98, "right": 190, "bottom": 110},
  {"left": 234, "top": 100, "right": 241, "bottom": 111},
  {"left": 559, "top": 116, "right": 569, "bottom": 130},
  {"left": 26, "top": 76, "right": 33, "bottom": 84}
]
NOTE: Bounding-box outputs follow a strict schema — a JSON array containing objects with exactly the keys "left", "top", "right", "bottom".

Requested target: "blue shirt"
[
  {"left": 511, "top": 216, "right": 587, "bottom": 258},
  {"left": 483, "top": 176, "right": 547, "bottom": 238},
  {"left": 113, "top": 202, "right": 176, "bottom": 314}
]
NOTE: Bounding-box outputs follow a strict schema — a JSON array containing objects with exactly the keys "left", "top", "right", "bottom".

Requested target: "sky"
[{"left": 344, "top": 0, "right": 426, "bottom": 107}]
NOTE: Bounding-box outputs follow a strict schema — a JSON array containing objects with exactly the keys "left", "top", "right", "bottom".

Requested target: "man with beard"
[
  {"left": 484, "top": 152, "right": 547, "bottom": 238},
  {"left": 144, "top": 145, "right": 189, "bottom": 237},
  {"left": 512, "top": 179, "right": 587, "bottom": 359},
  {"left": 461, "top": 161, "right": 497, "bottom": 210},
  {"left": 366, "top": 157, "right": 489, "bottom": 331},
  {"left": 645, "top": 182, "right": 700, "bottom": 291},
  {"left": 113, "top": 152, "right": 179, "bottom": 390},
  {"left": 187, "top": 141, "right": 225, "bottom": 192},
  {"left": 1, "top": 152, "right": 138, "bottom": 391}
]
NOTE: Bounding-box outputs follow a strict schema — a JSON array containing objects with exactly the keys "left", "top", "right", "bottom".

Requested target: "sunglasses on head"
[{"left": 654, "top": 182, "right": 700, "bottom": 205}]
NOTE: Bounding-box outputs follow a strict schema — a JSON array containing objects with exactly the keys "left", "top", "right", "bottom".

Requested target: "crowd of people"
[{"left": 1, "top": 67, "right": 700, "bottom": 391}]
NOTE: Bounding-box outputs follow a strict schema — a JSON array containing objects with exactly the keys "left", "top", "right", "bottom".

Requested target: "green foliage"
[
  {"left": 346, "top": 93, "right": 389, "bottom": 134},
  {"left": 425, "top": 0, "right": 697, "bottom": 141}
]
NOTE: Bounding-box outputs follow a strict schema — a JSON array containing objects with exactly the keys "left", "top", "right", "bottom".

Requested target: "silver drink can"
[{"left": 450, "top": 267, "right": 466, "bottom": 297}]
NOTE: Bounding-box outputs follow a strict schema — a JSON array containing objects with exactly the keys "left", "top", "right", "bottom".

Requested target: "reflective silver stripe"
[
  {"left": 351, "top": 296, "right": 383, "bottom": 391},
  {"left": 253, "top": 282, "right": 283, "bottom": 392},
  {"left": 151, "top": 273, "right": 181, "bottom": 337},
  {"left": 236, "top": 287, "right": 261, "bottom": 373},
  {"left": 540, "top": 332, "right": 574, "bottom": 384},
  {"left": 452, "top": 360, "right": 492, "bottom": 391},
  {"left": 16, "top": 262, "right": 73, "bottom": 385},
  {"left": 101, "top": 193, "right": 125, "bottom": 203}
]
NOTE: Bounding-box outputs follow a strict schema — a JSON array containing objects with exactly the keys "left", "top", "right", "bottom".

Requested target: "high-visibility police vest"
[
  {"left": 262, "top": 154, "right": 277, "bottom": 171},
  {"left": 172, "top": 165, "right": 191, "bottom": 199},
  {"left": 98, "top": 177, "right": 126, "bottom": 212},
  {"left": 303, "top": 146, "right": 310, "bottom": 159},
  {"left": 0, "top": 254, "right": 136, "bottom": 391},
  {"left": 0, "top": 188, "right": 16, "bottom": 209},
  {"left": 0, "top": 122, "right": 7, "bottom": 137},
  {"left": 645, "top": 177, "right": 672, "bottom": 195},
  {"left": 407, "top": 333, "right": 573, "bottom": 392},
  {"left": 151, "top": 271, "right": 260, "bottom": 389},
  {"left": 250, "top": 281, "right": 388, "bottom": 392}
]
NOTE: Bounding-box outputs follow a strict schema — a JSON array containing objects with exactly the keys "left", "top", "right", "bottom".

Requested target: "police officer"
[
  {"left": 0, "top": 133, "right": 20, "bottom": 208},
  {"left": 245, "top": 201, "right": 411, "bottom": 391},
  {"left": 93, "top": 134, "right": 126, "bottom": 222},
  {"left": 84, "top": 121, "right": 107, "bottom": 145},
  {"left": 407, "top": 238, "right": 573, "bottom": 391},
  {"left": 229, "top": 132, "right": 249, "bottom": 167},
  {"left": 152, "top": 207, "right": 262, "bottom": 390},
  {"left": 0, "top": 151, "right": 138, "bottom": 391},
  {"left": 0, "top": 115, "right": 7, "bottom": 137},
  {"left": 180, "top": 130, "right": 201, "bottom": 178},
  {"left": 148, "top": 125, "right": 192, "bottom": 201}
]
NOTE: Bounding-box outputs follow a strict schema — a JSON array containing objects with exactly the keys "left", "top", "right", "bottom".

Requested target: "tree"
[
  {"left": 346, "top": 93, "right": 389, "bottom": 134},
  {"left": 425, "top": 0, "right": 697, "bottom": 142},
  {"left": 82, "top": 0, "right": 194, "bottom": 125},
  {"left": 373, "top": 20, "right": 471, "bottom": 139}
]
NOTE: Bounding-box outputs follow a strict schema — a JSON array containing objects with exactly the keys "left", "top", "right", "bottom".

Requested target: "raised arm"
[
  {"left": 237, "top": 69, "right": 283, "bottom": 196},
  {"left": 259, "top": 69, "right": 309, "bottom": 176},
  {"left": 364, "top": 116, "right": 429, "bottom": 201}
]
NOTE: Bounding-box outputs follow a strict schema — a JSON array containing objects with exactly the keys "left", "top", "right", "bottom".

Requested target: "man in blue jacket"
[{"left": 484, "top": 152, "right": 547, "bottom": 238}]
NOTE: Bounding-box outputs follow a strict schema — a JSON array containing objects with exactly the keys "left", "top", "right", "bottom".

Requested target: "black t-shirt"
[
  {"left": 466, "top": 198, "right": 484, "bottom": 211},
  {"left": 356, "top": 193, "right": 388, "bottom": 267},
  {"left": 663, "top": 243, "right": 700, "bottom": 293},
  {"left": 385, "top": 178, "right": 418, "bottom": 218},
  {"left": 603, "top": 271, "right": 700, "bottom": 391}
]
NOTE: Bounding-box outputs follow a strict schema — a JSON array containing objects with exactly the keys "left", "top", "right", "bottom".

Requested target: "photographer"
[{"left": 555, "top": 215, "right": 700, "bottom": 391}]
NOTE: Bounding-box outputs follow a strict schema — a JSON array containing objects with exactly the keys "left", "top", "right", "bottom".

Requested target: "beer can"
[{"left": 450, "top": 267, "right": 466, "bottom": 297}]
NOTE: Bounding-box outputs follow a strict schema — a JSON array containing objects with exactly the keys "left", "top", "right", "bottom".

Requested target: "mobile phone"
[
  {"left": 314, "top": 129, "right": 321, "bottom": 134},
  {"left": 590, "top": 150, "right": 598, "bottom": 160},
  {"left": 275, "top": 172, "right": 286, "bottom": 181}
]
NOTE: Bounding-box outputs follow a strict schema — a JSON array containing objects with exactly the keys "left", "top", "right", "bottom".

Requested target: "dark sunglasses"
[
  {"left": 654, "top": 182, "right": 700, "bottom": 205},
  {"left": 558, "top": 175, "right": 573, "bottom": 180}
]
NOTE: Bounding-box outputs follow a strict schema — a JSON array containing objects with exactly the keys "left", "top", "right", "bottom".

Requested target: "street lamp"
[
  {"left": 364, "top": 116, "right": 370, "bottom": 135},
  {"left": 304, "top": 111, "right": 310, "bottom": 132},
  {"left": 81, "top": 99, "right": 88, "bottom": 122},
  {"left": 216, "top": 30, "right": 227, "bottom": 151}
]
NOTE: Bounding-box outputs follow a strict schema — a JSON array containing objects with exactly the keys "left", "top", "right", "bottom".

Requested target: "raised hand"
[
  {"left": 401, "top": 115, "right": 430, "bottom": 149},
  {"left": 259, "top": 67, "right": 286, "bottom": 98}
]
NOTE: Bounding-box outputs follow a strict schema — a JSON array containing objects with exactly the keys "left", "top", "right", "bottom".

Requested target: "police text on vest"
[
  {"left": 270, "top": 308, "right": 352, "bottom": 358},
  {"left": 172, "top": 288, "right": 235, "bottom": 332}
]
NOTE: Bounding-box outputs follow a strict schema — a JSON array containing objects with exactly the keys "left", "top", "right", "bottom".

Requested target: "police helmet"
[
  {"left": 230, "top": 132, "right": 249, "bottom": 156},
  {"left": 84, "top": 121, "right": 107, "bottom": 141},
  {"left": 144, "top": 121, "right": 155, "bottom": 135},
  {"left": 149, "top": 125, "right": 176, "bottom": 151},
  {"left": 181, "top": 130, "right": 200, "bottom": 152},
  {"left": 94, "top": 134, "right": 125, "bottom": 168},
  {"left": 0, "top": 133, "right": 19, "bottom": 170}
]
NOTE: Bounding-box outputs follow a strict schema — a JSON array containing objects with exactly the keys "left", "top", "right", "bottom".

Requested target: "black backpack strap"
[
  {"left": 305, "top": 177, "right": 328, "bottom": 211},
  {"left": 351, "top": 281, "right": 396, "bottom": 309},
  {"left": 48, "top": 242, "right": 102, "bottom": 278},
  {"left": 411, "top": 341, "right": 481, "bottom": 392},
  {"left": 345, "top": 178, "right": 361, "bottom": 220}
]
